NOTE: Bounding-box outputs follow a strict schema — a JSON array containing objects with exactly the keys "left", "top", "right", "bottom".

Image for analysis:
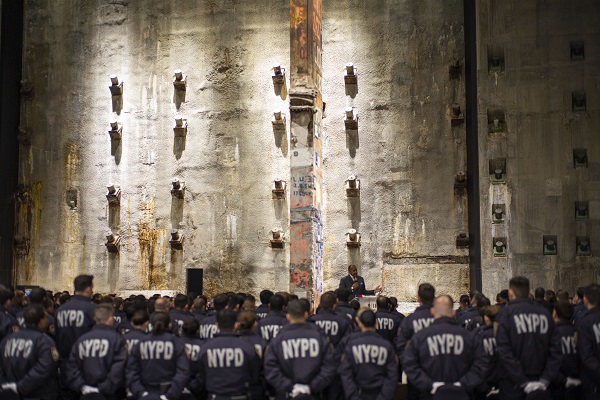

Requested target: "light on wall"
[
  {"left": 108, "top": 120, "right": 122, "bottom": 140},
  {"left": 105, "top": 232, "right": 121, "bottom": 253},
  {"left": 174, "top": 116, "right": 188, "bottom": 137},
  {"left": 169, "top": 229, "right": 184, "bottom": 250},
  {"left": 171, "top": 178, "right": 185, "bottom": 199},
  {"left": 106, "top": 183, "right": 121, "bottom": 205},
  {"left": 109, "top": 74, "right": 123, "bottom": 96},
  {"left": 345, "top": 175, "right": 360, "bottom": 198},
  {"left": 493, "top": 238, "right": 506, "bottom": 257},
  {"left": 173, "top": 70, "right": 187, "bottom": 91},
  {"left": 272, "top": 110, "right": 286, "bottom": 134},
  {"left": 344, "top": 63, "right": 357, "bottom": 85},
  {"left": 272, "top": 178, "right": 286, "bottom": 199},
  {"left": 346, "top": 229, "right": 361, "bottom": 248},
  {"left": 272, "top": 63, "right": 286, "bottom": 86},
  {"left": 270, "top": 228, "right": 285, "bottom": 248},
  {"left": 344, "top": 108, "right": 358, "bottom": 131},
  {"left": 576, "top": 236, "right": 591, "bottom": 257}
]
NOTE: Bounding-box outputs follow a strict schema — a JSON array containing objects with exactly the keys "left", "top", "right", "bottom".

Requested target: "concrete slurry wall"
[
  {"left": 17, "top": 0, "right": 469, "bottom": 300},
  {"left": 478, "top": 0, "right": 600, "bottom": 297}
]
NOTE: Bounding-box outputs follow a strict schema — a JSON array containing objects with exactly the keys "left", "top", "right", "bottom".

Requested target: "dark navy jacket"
[
  {"left": 0, "top": 306, "right": 18, "bottom": 341},
  {"left": 17, "top": 309, "right": 55, "bottom": 338},
  {"left": 308, "top": 309, "right": 351, "bottom": 348},
  {"left": 257, "top": 312, "right": 288, "bottom": 343},
  {"left": 54, "top": 295, "right": 96, "bottom": 360},
  {"left": 335, "top": 302, "right": 357, "bottom": 327},
  {"left": 456, "top": 306, "right": 481, "bottom": 331},
  {"left": 0, "top": 327, "right": 58, "bottom": 399},
  {"left": 264, "top": 322, "right": 337, "bottom": 399},
  {"left": 180, "top": 335, "right": 204, "bottom": 393},
  {"left": 576, "top": 307, "right": 600, "bottom": 390},
  {"left": 191, "top": 309, "right": 207, "bottom": 324},
  {"left": 395, "top": 304, "right": 434, "bottom": 355},
  {"left": 125, "top": 332, "right": 190, "bottom": 399},
  {"left": 66, "top": 324, "right": 127, "bottom": 395},
  {"left": 113, "top": 310, "right": 128, "bottom": 334},
  {"left": 375, "top": 309, "right": 404, "bottom": 343},
  {"left": 572, "top": 302, "right": 586, "bottom": 327},
  {"left": 495, "top": 298, "right": 562, "bottom": 386},
  {"left": 170, "top": 309, "right": 190, "bottom": 337},
  {"left": 123, "top": 328, "right": 147, "bottom": 355},
  {"left": 339, "top": 331, "right": 398, "bottom": 400},
  {"left": 255, "top": 304, "right": 270, "bottom": 320},
  {"left": 198, "top": 315, "right": 219, "bottom": 340},
  {"left": 190, "top": 331, "right": 261, "bottom": 397},
  {"left": 476, "top": 324, "right": 500, "bottom": 393},
  {"left": 553, "top": 321, "right": 579, "bottom": 384},
  {"left": 401, "top": 317, "right": 487, "bottom": 393},
  {"left": 339, "top": 275, "right": 375, "bottom": 298}
]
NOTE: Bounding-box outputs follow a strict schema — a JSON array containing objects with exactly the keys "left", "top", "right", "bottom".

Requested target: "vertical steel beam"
[{"left": 289, "top": 0, "right": 323, "bottom": 302}]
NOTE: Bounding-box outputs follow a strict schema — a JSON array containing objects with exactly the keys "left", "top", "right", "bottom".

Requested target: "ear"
[{"left": 286, "top": 314, "right": 292, "bottom": 323}]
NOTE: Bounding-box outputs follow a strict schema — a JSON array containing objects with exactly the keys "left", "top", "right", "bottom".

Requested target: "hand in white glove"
[
  {"left": 1, "top": 383, "right": 17, "bottom": 393},
  {"left": 81, "top": 385, "right": 100, "bottom": 395},
  {"left": 565, "top": 377, "right": 582, "bottom": 388},
  {"left": 523, "top": 381, "right": 547, "bottom": 394},
  {"left": 431, "top": 382, "right": 445, "bottom": 395},
  {"left": 141, "top": 392, "right": 150, "bottom": 398},
  {"left": 291, "top": 383, "right": 311, "bottom": 397},
  {"left": 453, "top": 382, "right": 462, "bottom": 387},
  {"left": 160, "top": 395, "right": 169, "bottom": 400}
]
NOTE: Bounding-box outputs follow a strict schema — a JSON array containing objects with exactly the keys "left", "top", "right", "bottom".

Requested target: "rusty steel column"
[{"left": 288, "top": 0, "right": 323, "bottom": 302}]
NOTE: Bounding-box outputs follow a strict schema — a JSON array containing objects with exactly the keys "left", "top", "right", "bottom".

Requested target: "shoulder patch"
[
  {"left": 48, "top": 324, "right": 55, "bottom": 335},
  {"left": 51, "top": 346, "right": 59, "bottom": 363}
]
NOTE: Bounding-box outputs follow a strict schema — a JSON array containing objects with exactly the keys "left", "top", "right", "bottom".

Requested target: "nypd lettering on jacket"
[
  {"left": 378, "top": 317, "right": 395, "bottom": 330},
  {"left": 282, "top": 338, "right": 320, "bottom": 359},
  {"left": 413, "top": 318, "right": 434, "bottom": 333},
  {"left": 314, "top": 320, "right": 339, "bottom": 335},
  {"left": 351, "top": 344, "right": 388, "bottom": 365},
  {"left": 56, "top": 309, "right": 86, "bottom": 327},
  {"left": 126, "top": 339, "right": 139, "bottom": 354},
  {"left": 78, "top": 338, "right": 109, "bottom": 358},
  {"left": 207, "top": 348, "right": 245, "bottom": 367},
  {"left": 139, "top": 340, "right": 174, "bottom": 360},
  {"left": 185, "top": 343, "right": 201, "bottom": 361},
  {"left": 261, "top": 325, "right": 281, "bottom": 341},
  {"left": 426, "top": 334, "right": 464, "bottom": 356},
  {"left": 561, "top": 335, "right": 577, "bottom": 354},
  {"left": 513, "top": 313, "right": 549, "bottom": 334},
  {"left": 483, "top": 336, "right": 496, "bottom": 356},
  {"left": 199, "top": 323, "right": 218, "bottom": 339},
  {"left": 594, "top": 323, "right": 600, "bottom": 344},
  {"left": 3, "top": 338, "right": 33, "bottom": 358}
]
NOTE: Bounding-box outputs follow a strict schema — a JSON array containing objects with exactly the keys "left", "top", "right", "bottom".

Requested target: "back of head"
[
  {"left": 349, "top": 299, "right": 360, "bottom": 311},
  {"left": 154, "top": 298, "right": 168, "bottom": 312},
  {"left": 476, "top": 296, "right": 491, "bottom": 316},
  {"left": 534, "top": 287, "right": 545, "bottom": 300},
  {"left": 545, "top": 290, "right": 556, "bottom": 303},
  {"left": 260, "top": 290, "right": 274, "bottom": 305},
  {"left": 554, "top": 300, "right": 574, "bottom": 321},
  {"left": 357, "top": 307, "right": 376, "bottom": 329},
  {"left": 23, "top": 304, "right": 46, "bottom": 328},
  {"left": 584, "top": 284, "right": 600, "bottom": 307},
  {"left": 192, "top": 297, "right": 206, "bottom": 311},
  {"left": 150, "top": 312, "right": 170, "bottom": 335},
  {"left": 389, "top": 297, "right": 398, "bottom": 309},
  {"left": 287, "top": 299, "right": 307, "bottom": 321},
  {"left": 131, "top": 309, "right": 150, "bottom": 327},
  {"left": 0, "top": 285, "right": 14, "bottom": 306},
  {"left": 28, "top": 287, "right": 47, "bottom": 305},
  {"left": 472, "top": 292, "right": 486, "bottom": 307},
  {"left": 269, "top": 294, "right": 285, "bottom": 312},
  {"left": 418, "top": 283, "right": 436, "bottom": 305},
  {"left": 213, "top": 293, "right": 229, "bottom": 311},
  {"left": 94, "top": 303, "right": 114, "bottom": 325},
  {"left": 174, "top": 294, "right": 188, "bottom": 309},
  {"left": 275, "top": 292, "right": 291, "bottom": 307},
  {"left": 510, "top": 276, "right": 531, "bottom": 299},
  {"left": 74, "top": 274, "right": 94, "bottom": 294},
  {"left": 182, "top": 317, "right": 200, "bottom": 337},
  {"left": 482, "top": 305, "right": 501, "bottom": 322},
  {"left": 459, "top": 294, "right": 470, "bottom": 306},
  {"left": 376, "top": 296, "right": 389, "bottom": 310},
  {"left": 99, "top": 295, "right": 114, "bottom": 305},
  {"left": 113, "top": 297, "right": 124, "bottom": 310},
  {"left": 499, "top": 289, "right": 509, "bottom": 302},
  {"left": 299, "top": 299, "right": 311, "bottom": 315},
  {"left": 433, "top": 295, "right": 454, "bottom": 318},
  {"left": 336, "top": 288, "right": 351, "bottom": 303},
  {"left": 556, "top": 291, "right": 569, "bottom": 301},
  {"left": 237, "top": 310, "right": 257, "bottom": 332},
  {"left": 216, "top": 309, "right": 237, "bottom": 331},
  {"left": 227, "top": 294, "right": 244, "bottom": 310},
  {"left": 577, "top": 286, "right": 585, "bottom": 300},
  {"left": 320, "top": 292, "right": 336, "bottom": 311}
]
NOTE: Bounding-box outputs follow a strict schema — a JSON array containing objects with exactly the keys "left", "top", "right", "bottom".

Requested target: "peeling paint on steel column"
[{"left": 289, "top": 0, "right": 323, "bottom": 301}]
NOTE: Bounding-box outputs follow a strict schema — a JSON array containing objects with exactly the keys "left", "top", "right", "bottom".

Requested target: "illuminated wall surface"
[{"left": 14, "top": 0, "right": 599, "bottom": 299}]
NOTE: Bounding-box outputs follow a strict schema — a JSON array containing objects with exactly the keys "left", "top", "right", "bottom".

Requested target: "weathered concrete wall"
[
  {"left": 16, "top": 0, "right": 469, "bottom": 300},
  {"left": 478, "top": 0, "right": 600, "bottom": 297}
]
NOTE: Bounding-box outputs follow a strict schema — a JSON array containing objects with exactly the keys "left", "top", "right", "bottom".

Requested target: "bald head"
[
  {"left": 154, "top": 298, "right": 169, "bottom": 312},
  {"left": 433, "top": 295, "right": 455, "bottom": 319}
]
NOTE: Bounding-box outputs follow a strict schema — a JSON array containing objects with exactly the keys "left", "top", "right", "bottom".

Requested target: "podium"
[{"left": 358, "top": 295, "right": 378, "bottom": 310}]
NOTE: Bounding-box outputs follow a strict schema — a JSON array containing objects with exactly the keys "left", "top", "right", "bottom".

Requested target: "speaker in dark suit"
[{"left": 339, "top": 265, "right": 381, "bottom": 299}]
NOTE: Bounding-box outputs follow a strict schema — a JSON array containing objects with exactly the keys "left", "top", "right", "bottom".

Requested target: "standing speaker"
[{"left": 186, "top": 268, "right": 203, "bottom": 295}]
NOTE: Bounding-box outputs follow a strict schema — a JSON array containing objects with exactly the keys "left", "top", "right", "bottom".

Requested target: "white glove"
[
  {"left": 523, "top": 381, "right": 547, "bottom": 394},
  {"left": 1, "top": 383, "right": 17, "bottom": 393},
  {"left": 453, "top": 382, "right": 462, "bottom": 387},
  {"left": 141, "top": 392, "right": 150, "bottom": 398},
  {"left": 431, "top": 382, "right": 445, "bottom": 395},
  {"left": 565, "top": 377, "right": 582, "bottom": 388},
  {"left": 291, "top": 384, "right": 311, "bottom": 397},
  {"left": 81, "top": 385, "right": 100, "bottom": 395},
  {"left": 486, "top": 388, "right": 500, "bottom": 397},
  {"left": 160, "top": 396, "right": 169, "bottom": 400}
]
